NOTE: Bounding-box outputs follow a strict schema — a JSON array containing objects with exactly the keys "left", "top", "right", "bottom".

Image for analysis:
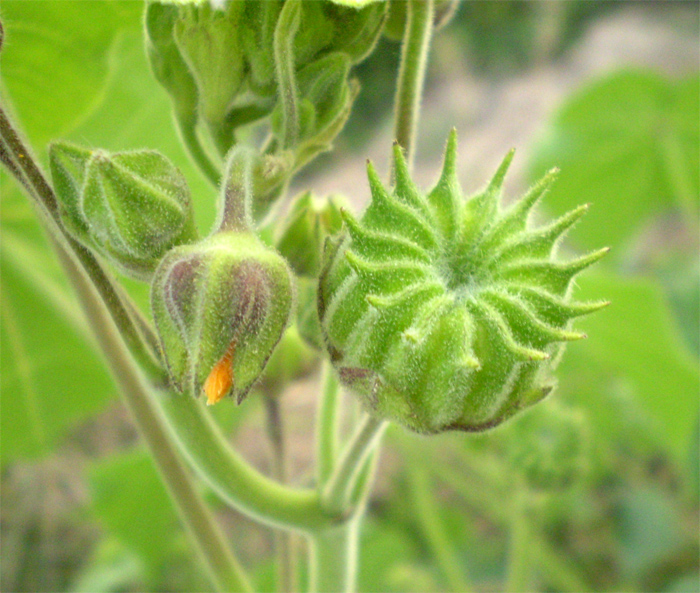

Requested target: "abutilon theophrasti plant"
[{"left": 319, "top": 131, "right": 609, "bottom": 434}]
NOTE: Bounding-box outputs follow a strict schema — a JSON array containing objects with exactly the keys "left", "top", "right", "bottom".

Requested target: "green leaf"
[
  {"left": 558, "top": 271, "right": 699, "bottom": 463},
  {"left": 88, "top": 448, "right": 185, "bottom": 579},
  {"left": 0, "top": 179, "right": 115, "bottom": 464},
  {"left": 0, "top": 1, "right": 143, "bottom": 145},
  {"left": 529, "top": 70, "right": 699, "bottom": 256}
]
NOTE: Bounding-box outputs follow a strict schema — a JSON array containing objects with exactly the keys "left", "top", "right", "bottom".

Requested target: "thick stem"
[
  {"left": 158, "top": 393, "right": 338, "bottom": 532},
  {"left": 316, "top": 360, "right": 341, "bottom": 487},
  {"left": 392, "top": 0, "right": 435, "bottom": 173},
  {"left": 322, "top": 415, "right": 387, "bottom": 515},
  {"left": 51, "top": 237, "right": 252, "bottom": 593},
  {"left": 217, "top": 146, "right": 254, "bottom": 233},
  {"left": 308, "top": 520, "right": 360, "bottom": 593}
]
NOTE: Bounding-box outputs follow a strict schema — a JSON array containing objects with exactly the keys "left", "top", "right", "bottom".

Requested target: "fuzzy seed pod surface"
[{"left": 318, "top": 131, "right": 609, "bottom": 434}]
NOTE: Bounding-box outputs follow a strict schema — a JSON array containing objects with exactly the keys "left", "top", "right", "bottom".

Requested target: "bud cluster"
[{"left": 319, "top": 131, "right": 608, "bottom": 434}]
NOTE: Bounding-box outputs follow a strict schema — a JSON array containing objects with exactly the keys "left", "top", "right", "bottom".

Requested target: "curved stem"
[
  {"left": 316, "top": 360, "right": 341, "bottom": 487},
  {"left": 51, "top": 236, "right": 252, "bottom": 593},
  {"left": 0, "top": 107, "right": 167, "bottom": 385},
  {"left": 176, "top": 113, "right": 221, "bottom": 188},
  {"left": 392, "top": 0, "right": 435, "bottom": 172},
  {"left": 322, "top": 415, "right": 387, "bottom": 515},
  {"left": 308, "top": 519, "right": 360, "bottom": 593},
  {"left": 158, "top": 393, "right": 338, "bottom": 532},
  {"left": 274, "top": 0, "right": 301, "bottom": 150}
]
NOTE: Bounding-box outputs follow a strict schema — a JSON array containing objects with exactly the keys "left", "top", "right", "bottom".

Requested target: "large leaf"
[
  {"left": 0, "top": 178, "right": 116, "bottom": 464},
  {"left": 88, "top": 448, "right": 194, "bottom": 582},
  {"left": 529, "top": 70, "right": 699, "bottom": 256},
  {"left": 0, "top": 1, "right": 143, "bottom": 145},
  {"left": 558, "top": 271, "right": 699, "bottom": 463}
]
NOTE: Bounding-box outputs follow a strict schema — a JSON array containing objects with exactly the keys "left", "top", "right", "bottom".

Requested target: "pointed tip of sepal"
[{"left": 488, "top": 149, "right": 516, "bottom": 194}]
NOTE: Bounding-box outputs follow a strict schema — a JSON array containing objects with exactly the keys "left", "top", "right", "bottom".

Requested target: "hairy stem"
[
  {"left": 308, "top": 520, "right": 360, "bottom": 593},
  {"left": 158, "top": 393, "right": 338, "bottom": 532},
  {"left": 176, "top": 113, "right": 221, "bottom": 187},
  {"left": 274, "top": 0, "right": 301, "bottom": 150},
  {"left": 322, "top": 415, "right": 387, "bottom": 515},
  {"left": 51, "top": 236, "right": 252, "bottom": 593},
  {"left": 393, "top": 0, "right": 435, "bottom": 172},
  {"left": 316, "top": 360, "right": 341, "bottom": 487},
  {"left": 0, "top": 106, "right": 166, "bottom": 384}
]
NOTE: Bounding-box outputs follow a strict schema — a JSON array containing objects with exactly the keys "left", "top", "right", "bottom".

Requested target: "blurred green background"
[{"left": 0, "top": 1, "right": 698, "bottom": 592}]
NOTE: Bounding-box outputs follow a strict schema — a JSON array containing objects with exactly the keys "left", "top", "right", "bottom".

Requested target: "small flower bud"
[
  {"left": 49, "top": 143, "right": 197, "bottom": 280},
  {"left": 152, "top": 146, "right": 294, "bottom": 405},
  {"left": 151, "top": 232, "right": 294, "bottom": 404},
  {"left": 173, "top": 2, "right": 246, "bottom": 128},
  {"left": 276, "top": 192, "right": 347, "bottom": 278},
  {"left": 319, "top": 131, "right": 609, "bottom": 434}
]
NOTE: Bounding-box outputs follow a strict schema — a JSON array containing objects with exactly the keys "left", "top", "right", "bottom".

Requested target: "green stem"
[
  {"left": 504, "top": 480, "right": 532, "bottom": 593},
  {"left": 158, "top": 393, "right": 337, "bottom": 532},
  {"left": 51, "top": 236, "right": 252, "bottom": 593},
  {"left": 176, "top": 113, "right": 221, "bottom": 187},
  {"left": 322, "top": 415, "right": 387, "bottom": 515},
  {"left": 264, "top": 396, "right": 297, "bottom": 592},
  {"left": 409, "top": 467, "right": 470, "bottom": 593},
  {"left": 392, "top": 0, "right": 435, "bottom": 172},
  {"left": 308, "top": 520, "right": 360, "bottom": 593},
  {"left": 316, "top": 360, "right": 341, "bottom": 487},
  {"left": 0, "top": 106, "right": 167, "bottom": 385},
  {"left": 273, "top": 0, "right": 301, "bottom": 150}
]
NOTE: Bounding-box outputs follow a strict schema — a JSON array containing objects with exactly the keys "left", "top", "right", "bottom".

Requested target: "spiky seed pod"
[{"left": 318, "top": 131, "right": 609, "bottom": 434}]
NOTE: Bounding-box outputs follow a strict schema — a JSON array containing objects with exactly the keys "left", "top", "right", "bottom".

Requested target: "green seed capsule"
[{"left": 319, "top": 131, "right": 609, "bottom": 434}]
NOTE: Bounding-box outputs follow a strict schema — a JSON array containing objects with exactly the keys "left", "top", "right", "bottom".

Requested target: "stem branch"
[{"left": 316, "top": 360, "right": 341, "bottom": 488}]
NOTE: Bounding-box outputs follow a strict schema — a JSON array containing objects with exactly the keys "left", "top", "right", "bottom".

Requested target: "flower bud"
[
  {"left": 49, "top": 143, "right": 197, "bottom": 280},
  {"left": 151, "top": 232, "right": 294, "bottom": 405},
  {"left": 276, "top": 192, "right": 347, "bottom": 278},
  {"left": 318, "top": 131, "right": 609, "bottom": 434},
  {"left": 152, "top": 147, "right": 294, "bottom": 405},
  {"left": 173, "top": 2, "right": 245, "bottom": 128}
]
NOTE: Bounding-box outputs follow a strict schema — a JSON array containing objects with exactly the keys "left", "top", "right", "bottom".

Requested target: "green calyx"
[
  {"left": 49, "top": 142, "right": 197, "bottom": 281},
  {"left": 318, "top": 130, "right": 609, "bottom": 434},
  {"left": 151, "top": 232, "right": 294, "bottom": 404},
  {"left": 151, "top": 147, "right": 294, "bottom": 405}
]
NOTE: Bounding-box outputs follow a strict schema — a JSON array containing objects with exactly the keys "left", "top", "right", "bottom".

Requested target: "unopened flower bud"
[
  {"left": 49, "top": 143, "right": 197, "bottom": 280},
  {"left": 152, "top": 232, "right": 294, "bottom": 405},
  {"left": 319, "top": 131, "right": 609, "bottom": 434},
  {"left": 276, "top": 192, "right": 347, "bottom": 278},
  {"left": 152, "top": 147, "right": 294, "bottom": 405}
]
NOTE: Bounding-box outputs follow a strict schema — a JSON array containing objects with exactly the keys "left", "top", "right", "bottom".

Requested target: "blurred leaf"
[
  {"left": 0, "top": 1, "right": 143, "bottom": 145},
  {"left": 0, "top": 178, "right": 115, "bottom": 465},
  {"left": 559, "top": 271, "right": 699, "bottom": 463},
  {"left": 88, "top": 448, "right": 186, "bottom": 581},
  {"left": 70, "top": 540, "right": 143, "bottom": 593},
  {"left": 617, "top": 487, "right": 685, "bottom": 580},
  {"left": 530, "top": 70, "right": 699, "bottom": 256}
]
